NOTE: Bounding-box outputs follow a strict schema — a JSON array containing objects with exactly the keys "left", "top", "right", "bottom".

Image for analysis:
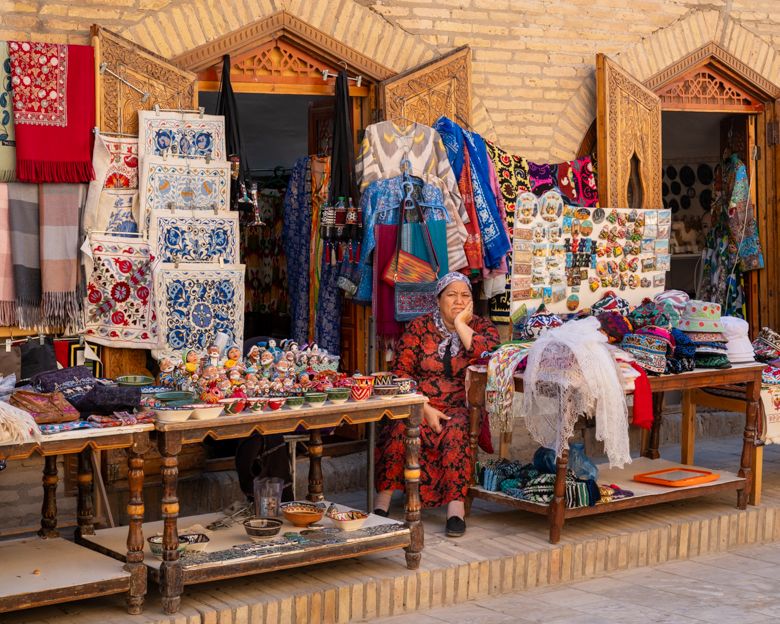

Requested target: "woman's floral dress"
[{"left": 375, "top": 312, "right": 500, "bottom": 507}]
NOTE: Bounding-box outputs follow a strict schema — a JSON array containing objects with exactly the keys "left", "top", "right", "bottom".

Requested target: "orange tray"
[{"left": 633, "top": 468, "right": 720, "bottom": 487}]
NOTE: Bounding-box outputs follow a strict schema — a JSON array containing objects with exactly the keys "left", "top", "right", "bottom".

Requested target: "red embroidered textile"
[
  {"left": 8, "top": 42, "right": 95, "bottom": 183},
  {"left": 375, "top": 312, "right": 500, "bottom": 506},
  {"left": 629, "top": 362, "right": 654, "bottom": 430}
]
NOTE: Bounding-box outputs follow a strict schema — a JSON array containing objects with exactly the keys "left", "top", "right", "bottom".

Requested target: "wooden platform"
[{"left": 0, "top": 537, "right": 130, "bottom": 613}]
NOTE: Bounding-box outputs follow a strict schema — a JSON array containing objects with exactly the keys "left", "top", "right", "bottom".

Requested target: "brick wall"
[{"left": 3, "top": 1, "right": 780, "bottom": 162}]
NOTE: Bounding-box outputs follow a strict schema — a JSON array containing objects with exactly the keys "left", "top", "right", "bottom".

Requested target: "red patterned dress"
[{"left": 375, "top": 312, "right": 500, "bottom": 507}]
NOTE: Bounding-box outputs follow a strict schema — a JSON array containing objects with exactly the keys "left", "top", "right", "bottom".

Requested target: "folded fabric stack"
[
  {"left": 752, "top": 327, "right": 780, "bottom": 363},
  {"left": 676, "top": 300, "right": 731, "bottom": 369},
  {"left": 503, "top": 471, "right": 601, "bottom": 509},
  {"left": 721, "top": 316, "right": 755, "bottom": 364}
]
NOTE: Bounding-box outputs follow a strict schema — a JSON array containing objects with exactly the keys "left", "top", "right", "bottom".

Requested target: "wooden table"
[
  {"left": 82, "top": 394, "right": 426, "bottom": 615},
  {"left": 466, "top": 362, "right": 764, "bottom": 544},
  {"left": 0, "top": 425, "right": 152, "bottom": 614}
]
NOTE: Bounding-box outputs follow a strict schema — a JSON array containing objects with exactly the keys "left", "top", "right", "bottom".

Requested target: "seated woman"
[{"left": 374, "top": 272, "right": 500, "bottom": 537}]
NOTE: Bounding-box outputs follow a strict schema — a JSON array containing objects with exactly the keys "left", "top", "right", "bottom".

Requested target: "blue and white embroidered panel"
[
  {"left": 137, "top": 111, "right": 226, "bottom": 160},
  {"left": 153, "top": 263, "right": 245, "bottom": 361},
  {"left": 94, "top": 189, "right": 140, "bottom": 236},
  {"left": 148, "top": 209, "right": 239, "bottom": 264},
  {"left": 138, "top": 156, "right": 230, "bottom": 234}
]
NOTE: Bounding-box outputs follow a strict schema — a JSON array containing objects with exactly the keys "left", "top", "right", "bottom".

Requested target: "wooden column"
[
  {"left": 465, "top": 369, "right": 486, "bottom": 519},
  {"left": 307, "top": 429, "right": 325, "bottom": 503},
  {"left": 75, "top": 448, "right": 95, "bottom": 541},
  {"left": 403, "top": 404, "right": 424, "bottom": 570},
  {"left": 548, "top": 449, "right": 568, "bottom": 545},
  {"left": 125, "top": 434, "right": 149, "bottom": 615},
  {"left": 681, "top": 389, "right": 695, "bottom": 465},
  {"left": 158, "top": 431, "right": 183, "bottom": 615},
  {"left": 38, "top": 454, "right": 59, "bottom": 539},
  {"left": 750, "top": 446, "right": 763, "bottom": 506},
  {"left": 739, "top": 374, "right": 760, "bottom": 510},
  {"left": 643, "top": 392, "right": 666, "bottom": 460}
]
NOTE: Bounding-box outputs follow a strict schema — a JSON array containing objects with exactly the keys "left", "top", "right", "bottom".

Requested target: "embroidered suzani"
[
  {"left": 149, "top": 209, "right": 239, "bottom": 264},
  {"left": 0, "top": 43, "right": 17, "bottom": 182},
  {"left": 84, "top": 235, "right": 160, "bottom": 349},
  {"left": 99, "top": 189, "right": 139, "bottom": 235},
  {"left": 153, "top": 263, "right": 245, "bottom": 360},
  {"left": 137, "top": 111, "right": 225, "bottom": 160},
  {"left": 138, "top": 156, "right": 230, "bottom": 233},
  {"left": 103, "top": 137, "right": 139, "bottom": 189},
  {"left": 8, "top": 41, "right": 67, "bottom": 127}
]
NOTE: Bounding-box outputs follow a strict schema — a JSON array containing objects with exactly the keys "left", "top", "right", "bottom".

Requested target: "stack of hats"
[
  {"left": 721, "top": 317, "right": 755, "bottom": 364},
  {"left": 676, "top": 300, "right": 730, "bottom": 369},
  {"left": 653, "top": 289, "right": 690, "bottom": 327},
  {"left": 752, "top": 327, "right": 780, "bottom": 362},
  {"left": 621, "top": 326, "right": 675, "bottom": 375},
  {"left": 670, "top": 328, "right": 697, "bottom": 373}
]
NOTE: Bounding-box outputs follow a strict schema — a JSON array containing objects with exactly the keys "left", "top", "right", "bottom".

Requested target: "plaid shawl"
[
  {"left": 0, "top": 184, "right": 14, "bottom": 324},
  {"left": 7, "top": 182, "right": 40, "bottom": 327},
  {"left": 39, "top": 184, "right": 85, "bottom": 326}
]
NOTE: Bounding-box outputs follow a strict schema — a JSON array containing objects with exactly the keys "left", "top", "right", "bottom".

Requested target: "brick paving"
[{"left": 3, "top": 436, "right": 779, "bottom": 624}]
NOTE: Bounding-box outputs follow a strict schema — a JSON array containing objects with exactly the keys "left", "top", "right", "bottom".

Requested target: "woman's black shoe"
[
  {"left": 373, "top": 508, "right": 389, "bottom": 517},
  {"left": 446, "top": 516, "right": 466, "bottom": 537}
]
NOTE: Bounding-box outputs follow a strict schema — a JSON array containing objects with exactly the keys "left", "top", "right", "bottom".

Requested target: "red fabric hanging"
[
  {"left": 629, "top": 361, "right": 654, "bottom": 430},
  {"left": 8, "top": 42, "right": 95, "bottom": 183}
]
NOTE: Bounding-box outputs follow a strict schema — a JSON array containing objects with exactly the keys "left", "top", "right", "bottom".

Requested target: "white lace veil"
[{"left": 521, "top": 316, "right": 631, "bottom": 468}]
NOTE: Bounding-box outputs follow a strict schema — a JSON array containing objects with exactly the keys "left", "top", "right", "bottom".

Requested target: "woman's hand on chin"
[
  {"left": 423, "top": 403, "right": 450, "bottom": 434},
  {"left": 453, "top": 302, "right": 473, "bottom": 329}
]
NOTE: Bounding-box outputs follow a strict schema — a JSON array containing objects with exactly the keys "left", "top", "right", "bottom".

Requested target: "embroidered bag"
[{"left": 9, "top": 390, "right": 79, "bottom": 424}]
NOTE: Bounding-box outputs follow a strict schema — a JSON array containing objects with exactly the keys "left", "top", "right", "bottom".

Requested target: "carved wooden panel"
[
  {"left": 379, "top": 45, "right": 472, "bottom": 128},
  {"left": 101, "top": 346, "right": 152, "bottom": 380},
  {"left": 198, "top": 40, "right": 336, "bottom": 85},
  {"left": 91, "top": 26, "right": 197, "bottom": 135},
  {"left": 658, "top": 67, "right": 763, "bottom": 112},
  {"left": 596, "top": 54, "right": 662, "bottom": 209},
  {"left": 308, "top": 99, "right": 334, "bottom": 156}
]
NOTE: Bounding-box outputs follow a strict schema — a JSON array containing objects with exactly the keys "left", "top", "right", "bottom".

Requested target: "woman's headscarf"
[{"left": 433, "top": 272, "right": 473, "bottom": 359}]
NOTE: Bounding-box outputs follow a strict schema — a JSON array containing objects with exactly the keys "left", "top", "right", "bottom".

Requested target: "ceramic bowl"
[
  {"left": 247, "top": 397, "right": 268, "bottom": 413},
  {"left": 267, "top": 397, "right": 287, "bottom": 411},
  {"left": 305, "top": 392, "right": 327, "bottom": 406},
  {"left": 326, "top": 388, "right": 350, "bottom": 405},
  {"left": 153, "top": 406, "right": 194, "bottom": 422},
  {"left": 351, "top": 375, "right": 375, "bottom": 387},
  {"left": 187, "top": 404, "right": 223, "bottom": 420},
  {"left": 286, "top": 396, "right": 305, "bottom": 410},
  {"left": 243, "top": 517, "right": 283, "bottom": 539},
  {"left": 329, "top": 510, "right": 370, "bottom": 531},
  {"left": 147, "top": 535, "right": 187, "bottom": 560},
  {"left": 218, "top": 397, "right": 247, "bottom": 415},
  {"left": 155, "top": 391, "right": 196, "bottom": 403},
  {"left": 117, "top": 375, "right": 155, "bottom": 387},
  {"left": 372, "top": 384, "right": 399, "bottom": 398},
  {"left": 141, "top": 385, "right": 169, "bottom": 395},
  {"left": 370, "top": 372, "right": 395, "bottom": 386},
  {"left": 281, "top": 503, "right": 325, "bottom": 527},
  {"left": 350, "top": 385, "right": 372, "bottom": 402},
  {"left": 179, "top": 533, "right": 210, "bottom": 552}
]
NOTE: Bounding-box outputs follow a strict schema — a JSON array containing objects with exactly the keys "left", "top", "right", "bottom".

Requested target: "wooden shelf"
[{"left": 671, "top": 253, "right": 703, "bottom": 258}]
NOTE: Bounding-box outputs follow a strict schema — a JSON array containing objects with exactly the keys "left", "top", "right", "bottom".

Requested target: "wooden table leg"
[
  {"left": 306, "top": 429, "right": 325, "bottom": 503},
  {"left": 75, "top": 448, "right": 95, "bottom": 541},
  {"left": 643, "top": 392, "right": 665, "bottom": 460},
  {"left": 750, "top": 445, "right": 762, "bottom": 506},
  {"left": 739, "top": 378, "right": 760, "bottom": 510},
  {"left": 125, "top": 434, "right": 149, "bottom": 615},
  {"left": 403, "top": 405, "right": 423, "bottom": 570},
  {"left": 157, "top": 432, "right": 183, "bottom": 615},
  {"left": 548, "top": 449, "right": 568, "bottom": 544},
  {"left": 681, "top": 389, "right": 695, "bottom": 465},
  {"left": 465, "top": 401, "right": 481, "bottom": 519},
  {"left": 38, "top": 454, "right": 59, "bottom": 539}
]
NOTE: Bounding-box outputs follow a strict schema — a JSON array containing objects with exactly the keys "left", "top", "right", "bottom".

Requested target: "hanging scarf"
[
  {"left": 433, "top": 116, "right": 510, "bottom": 270},
  {"left": 216, "top": 54, "right": 251, "bottom": 207},
  {"left": 0, "top": 43, "right": 16, "bottom": 183},
  {"left": 8, "top": 42, "right": 95, "bottom": 184},
  {"left": 327, "top": 70, "right": 359, "bottom": 239},
  {"left": 8, "top": 182, "right": 41, "bottom": 328},
  {"left": 0, "top": 183, "right": 15, "bottom": 325}
]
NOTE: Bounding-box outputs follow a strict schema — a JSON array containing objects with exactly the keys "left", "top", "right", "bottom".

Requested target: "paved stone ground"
[{"left": 370, "top": 541, "right": 780, "bottom": 624}]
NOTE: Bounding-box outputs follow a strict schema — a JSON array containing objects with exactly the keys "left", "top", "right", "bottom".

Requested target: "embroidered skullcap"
[
  {"left": 671, "top": 328, "right": 696, "bottom": 359},
  {"left": 591, "top": 291, "right": 631, "bottom": 316},
  {"left": 435, "top": 271, "right": 472, "bottom": 298},
  {"left": 753, "top": 327, "right": 780, "bottom": 362},
  {"left": 635, "top": 325, "right": 675, "bottom": 350},
  {"left": 694, "top": 354, "right": 732, "bottom": 369},
  {"left": 654, "top": 290, "right": 689, "bottom": 315},
  {"left": 629, "top": 299, "right": 671, "bottom": 330},
  {"left": 597, "top": 311, "right": 632, "bottom": 344},
  {"left": 524, "top": 306, "right": 564, "bottom": 340}
]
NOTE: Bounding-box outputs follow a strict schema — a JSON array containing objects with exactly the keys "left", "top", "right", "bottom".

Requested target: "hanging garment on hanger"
[
  {"left": 0, "top": 43, "right": 17, "bottom": 183},
  {"left": 310, "top": 156, "right": 330, "bottom": 341},
  {"left": 433, "top": 116, "right": 511, "bottom": 271},
  {"left": 282, "top": 156, "right": 313, "bottom": 346},
  {"left": 327, "top": 70, "right": 360, "bottom": 239},
  {"left": 724, "top": 154, "right": 762, "bottom": 271}
]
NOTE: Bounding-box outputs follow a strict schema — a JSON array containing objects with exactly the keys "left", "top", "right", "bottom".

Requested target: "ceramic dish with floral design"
[
  {"left": 281, "top": 502, "right": 325, "bottom": 527},
  {"left": 148, "top": 535, "right": 187, "bottom": 559},
  {"left": 305, "top": 392, "right": 327, "bottom": 405},
  {"left": 218, "top": 397, "right": 247, "bottom": 415},
  {"left": 372, "top": 385, "right": 399, "bottom": 398},
  {"left": 179, "top": 533, "right": 210, "bottom": 551},
  {"left": 326, "top": 388, "right": 350, "bottom": 405},
  {"left": 247, "top": 397, "right": 268, "bottom": 413},
  {"left": 286, "top": 396, "right": 305, "bottom": 410},
  {"left": 243, "top": 517, "right": 283, "bottom": 539}
]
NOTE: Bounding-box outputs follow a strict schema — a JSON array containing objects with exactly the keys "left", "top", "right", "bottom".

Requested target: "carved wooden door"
[
  {"left": 596, "top": 53, "right": 662, "bottom": 209},
  {"left": 379, "top": 45, "right": 472, "bottom": 126},
  {"left": 91, "top": 25, "right": 198, "bottom": 134}
]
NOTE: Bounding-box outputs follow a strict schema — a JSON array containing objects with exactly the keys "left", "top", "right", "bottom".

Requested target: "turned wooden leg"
[
  {"left": 306, "top": 429, "right": 324, "bottom": 503},
  {"left": 739, "top": 378, "right": 760, "bottom": 510},
  {"left": 465, "top": 402, "right": 481, "bottom": 519},
  {"left": 681, "top": 389, "right": 695, "bottom": 465},
  {"left": 158, "top": 432, "right": 183, "bottom": 615},
  {"left": 75, "top": 448, "right": 95, "bottom": 541},
  {"left": 403, "top": 404, "right": 424, "bottom": 570},
  {"left": 643, "top": 392, "right": 665, "bottom": 460},
  {"left": 38, "top": 455, "right": 59, "bottom": 539},
  {"left": 125, "top": 434, "right": 149, "bottom": 615},
  {"left": 548, "top": 449, "right": 568, "bottom": 544}
]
